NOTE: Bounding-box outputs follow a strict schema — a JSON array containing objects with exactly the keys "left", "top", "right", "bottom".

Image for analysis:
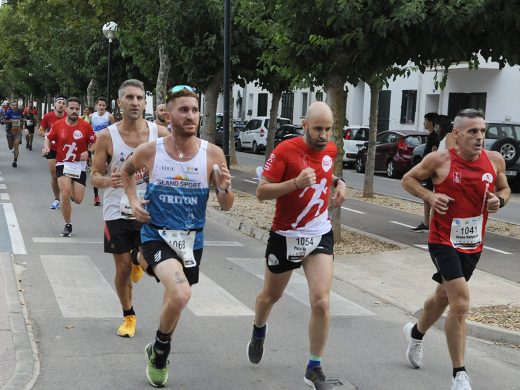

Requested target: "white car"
[
  {"left": 343, "top": 126, "right": 370, "bottom": 166},
  {"left": 238, "top": 116, "right": 291, "bottom": 153}
]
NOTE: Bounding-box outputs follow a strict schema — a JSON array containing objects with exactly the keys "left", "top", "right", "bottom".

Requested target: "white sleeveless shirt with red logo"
[
  {"left": 429, "top": 149, "right": 496, "bottom": 253},
  {"left": 262, "top": 137, "right": 336, "bottom": 237}
]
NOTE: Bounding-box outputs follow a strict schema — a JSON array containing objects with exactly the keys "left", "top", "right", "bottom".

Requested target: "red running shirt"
[
  {"left": 429, "top": 149, "right": 496, "bottom": 253},
  {"left": 41, "top": 111, "right": 67, "bottom": 151},
  {"left": 262, "top": 137, "right": 336, "bottom": 235},
  {"left": 47, "top": 118, "right": 96, "bottom": 163}
]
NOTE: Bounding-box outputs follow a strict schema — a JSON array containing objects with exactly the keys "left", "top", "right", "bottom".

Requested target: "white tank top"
[
  {"left": 102, "top": 121, "right": 158, "bottom": 220},
  {"left": 91, "top": 111, "right": 111, "bottom": 132},
  {"left": 438, "top": 136, "right": 447, "bottom": 152}
]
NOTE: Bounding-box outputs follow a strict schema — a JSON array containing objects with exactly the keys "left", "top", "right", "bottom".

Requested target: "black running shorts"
[
  {"left": 56, "top": 165, "right": 87, "bottom": 186},
  {"left": 264, "top": 230, "right": 334, "bottom": 274},
  {"left": 141, "top": 240, "right": 203, "bottom": 285},
  {"left": 104, "top": 219, "right": 143, "bottom": 254},
  {"left": 45, "top": 150, "right": 57, "bottom": 160},
  {"left": 428, "top": 243, "right": 481, "bottom": 283}
]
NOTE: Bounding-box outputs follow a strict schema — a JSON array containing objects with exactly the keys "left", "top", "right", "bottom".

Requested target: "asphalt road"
[{"left": 0, "top": 132, "right": 519, "bottom": 389}]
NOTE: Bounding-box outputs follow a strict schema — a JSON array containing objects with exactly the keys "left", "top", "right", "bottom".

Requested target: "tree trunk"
[
  {"left": 324, "top": 76, "right": 347, "bottom": 242},
  {"left": 155, "top": 41, "right": 171, "bottom": 106},
  {"left": 86, "top": 78, "right": 97, "bottom": 107},
  {"left": 202, "top": 69, "right": 223, "bottom": 143},
  {"left": 363, "top": 80, "right": 380, "bottom": 198},
  {"left": 229, "top": 84, "right": 237, "bottom": 165},
  {"left": 264, "top": 89, "right": 282, "bottom": 162}
]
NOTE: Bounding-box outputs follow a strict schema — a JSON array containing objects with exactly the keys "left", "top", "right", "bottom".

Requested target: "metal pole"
[
  {"left": 223, "top": 0, "right": 231, "bottom": 167},
  {"left": 107, "top": 38, "right": 112, "bottom": 112}
]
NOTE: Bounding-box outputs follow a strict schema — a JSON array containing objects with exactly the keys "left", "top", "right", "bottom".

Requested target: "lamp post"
[
  {"left": 102, "top": 21, "right": 118, "bottom": 111},
  {"left": 223, "top": 0, "right": 231, "bottom": 166}
]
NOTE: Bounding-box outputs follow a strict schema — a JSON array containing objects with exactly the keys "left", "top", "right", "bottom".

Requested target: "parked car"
[
  {"left": 238, "top": 116, "right": 291, "bottom": 153},
  {"left": 214, "top": 114, "right": 245, "bottom": 147},
  {"left": 411, "top": 120, "right": 520, "bottom": 167},
  {"left": 355, "top": 130, "right": 428, "bottom": 178},
  {"left": 343, "top": 126, "right": 370, "bottom": 167},
  {"left": 274, "top": 124, "right": 304, "bottom": 147}
]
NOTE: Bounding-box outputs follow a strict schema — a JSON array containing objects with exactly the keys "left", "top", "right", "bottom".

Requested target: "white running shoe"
[
  {"left": 452, "top": 371, "right": 472, "bottom": 390},
  {"left": 403, "top": 322, "right": 423, "bottom": 368}
]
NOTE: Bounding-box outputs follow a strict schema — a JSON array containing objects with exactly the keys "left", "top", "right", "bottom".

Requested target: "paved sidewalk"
[{"left": 0, "top": 252, "right": 38, "bottom": 390}]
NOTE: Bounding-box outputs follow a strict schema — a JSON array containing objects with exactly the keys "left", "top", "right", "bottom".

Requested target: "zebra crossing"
[{"left": 38, "top": 248, "right": 375, "bottom": 319}]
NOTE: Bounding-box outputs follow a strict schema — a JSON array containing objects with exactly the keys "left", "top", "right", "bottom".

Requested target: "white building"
[{"left": 217, "top": 60, "right": 520, "bottom": 130}]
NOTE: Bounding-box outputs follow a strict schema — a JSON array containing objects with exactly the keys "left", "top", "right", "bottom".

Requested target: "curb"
[
  {"left": 207, "top": 206, "right": 520, "bottom": 346},
  {"left": 0, "top": 253, "right": 40, "bottom": 390}
]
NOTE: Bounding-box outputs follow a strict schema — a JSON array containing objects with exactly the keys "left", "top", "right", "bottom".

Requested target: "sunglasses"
[{"left": 168, "top": 85, "right": 196, "bottom": 94}]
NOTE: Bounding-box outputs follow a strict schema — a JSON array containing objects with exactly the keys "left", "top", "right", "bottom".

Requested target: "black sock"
[
  {"left": 252, "top": 323, "right": 266, "bottom": 339},
  {"left": 94, "top": 187, "right": 99, "bottom": 196},
  {"left": 453, "top": 366, "right": 466, "bottom": 378},
  {"left": 123, "top": 307, "right": 135, "bottom": 317},
  {"left": 153, "top": 330, "right": 172, "bottom": 368},
  {"left": 411, "top": 324, "right": 424, "bottom": 340}
]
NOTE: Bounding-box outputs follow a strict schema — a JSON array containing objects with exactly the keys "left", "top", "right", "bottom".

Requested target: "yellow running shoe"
[
  {"left": 131, "top": 263, "right": 144, "bottom": 283},
  {"left": 117, "top": 315, "right": 136, "bottom": 338}
]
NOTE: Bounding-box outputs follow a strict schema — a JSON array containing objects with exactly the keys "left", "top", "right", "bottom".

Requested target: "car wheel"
[
  {"left": 237, "top": 140, "right": 242, "bottom": 152},
  {"left": 491, "top": 137, "right": 520, "bottom": 167},
  {"left": 386, "top": 160, "right": 398, "bottom": 178},
  {"left": 355, "top": 156, "right": 365, "bottom": 173},
  {"left": 252, "top": 141, "right": 258, "bottom": 154}
]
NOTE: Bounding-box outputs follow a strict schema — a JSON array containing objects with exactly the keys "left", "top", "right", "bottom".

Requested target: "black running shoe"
[
  {"left": 61, "top": 223, "right": 72, "bottom": 237},
  {"left": 304, "top": 366, "right": 334, "bottom": 390},
  {"left": 411, "top": 222, "right": 429, "bottom": 232},
  {"left": 12, "top": 161, "right": 17, "bottom": 167},
  {"left": 247, "top": 324, "right": 267, "bottom": 364}
]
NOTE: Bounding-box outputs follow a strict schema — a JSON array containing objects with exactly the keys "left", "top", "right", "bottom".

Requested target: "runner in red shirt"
[
  {"left": 401, "top": 109, "right": 511, "bottom": 390},
  {"left": 247, "top": 102, "right": 347, "bottom": 390},
  {"left": 44, "top": 97, "right": 96, "bottom": 237},
  {"left": 39, "top": 96, "right": 67, "bottom": 209}
]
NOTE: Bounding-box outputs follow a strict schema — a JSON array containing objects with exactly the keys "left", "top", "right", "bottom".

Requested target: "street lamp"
[{"left": 102, "top": 21, "right": 118, "bottom": 111}]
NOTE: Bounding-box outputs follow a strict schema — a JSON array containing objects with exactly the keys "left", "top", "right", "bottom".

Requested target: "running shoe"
[
  {"left": 145, "top": 343, "right": 169, "bottom": 387},
  {"left": 411, "top": 222, "right": 429, "bottom": 232},
  {"left": 404, "top": 322, "right": 423, "bottom": 368},
  {"left": 12, "top": 161, "right": 17, "bottom": 167},
  {"left": 247, "top": 324, "right": 267, "bottom": 364},
  {"left": 304, "top": 366, "right": 334, "bottom": 390},
  {"left": 94, "top": 195, "right": 101, "bottom": 206},
  {"left": 130, "top": 249, "right": 144, "bottom": 283},
  {"left": 50, "top": 199, "right": 60, "bottom": 209},
  {"left": 117, "top": 314, "right": 136, "bottom": 338},
  {"left": 452, "top": 371, "right": 472, "bottom": 390},
  {"left": 61, "top": 223, "right": 72, "bottom": 237}
]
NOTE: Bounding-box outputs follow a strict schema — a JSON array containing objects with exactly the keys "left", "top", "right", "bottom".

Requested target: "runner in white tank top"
[{"left": 90, "top": 80, "right": 170, "bottom": 339}]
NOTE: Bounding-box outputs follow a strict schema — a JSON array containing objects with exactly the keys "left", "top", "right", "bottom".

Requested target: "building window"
[
  {"left": 315, "top": 91, "right": 323, "bottom": 102},
  {"left": 281, "top": 92, "right": 294, "bottom": 120},
  {"left": 447, "top": 92, "right": 487, "bottom": 120},
  {"left": 400, "top": 90, "right": 417, "bottom": 124},
  {"left": 301, "top": 92, "right": 308, "bottom": 116},
  {"left": 257, "top": 93, "right": 268, "bottom": 116}
]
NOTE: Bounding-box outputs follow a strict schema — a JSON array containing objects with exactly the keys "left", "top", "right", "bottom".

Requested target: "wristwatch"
[{"left": 498, "top": 196, "right": 505, "bottom": 208}]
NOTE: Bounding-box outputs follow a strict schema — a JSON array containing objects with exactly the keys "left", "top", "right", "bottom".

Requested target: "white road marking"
[
  {"left": 414, "top": 244, "right": 428, "bottom": 250},
  {"left": 389, "top": 220, "right": 416, "bottom": 229},
  {"left": 0, "top": 176, "right": 4, "bottom": 181},
  {"left": 341, "top": 207, "right": 365, "bottom": 215},
  {"left": 227, "top": 258, "right": 374, "bottom": 316},
  {"left": 0, "top": 184, "right": 6, "bottom": 190},
  {"left": 33, "top": 237, "right": 244, "bottom": 247},
  {"left": 0, "top": 193, "right": 9, "bottom": 200},
  {"left": 484, "top": 245, "right": 512, "bottom": 255},
  {"left": 243, "top": 179, "right": 257, "bottom": 184},
  {"left": 40, "top": 255, "right": 120, "bottom": 318},
  {"left": 2, "top": 203, "right": 26, "bottom": 254},
  {"left": 188, "top": 272, "right": 254, "bottom": 316}
]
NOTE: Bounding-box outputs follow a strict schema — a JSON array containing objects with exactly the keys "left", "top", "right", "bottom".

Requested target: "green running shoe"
[{"left": 145, "top": 343, "right": 169, "bottom": 387}]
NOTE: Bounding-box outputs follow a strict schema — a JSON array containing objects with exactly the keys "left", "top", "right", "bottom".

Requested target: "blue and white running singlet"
[{"left": 141, "top": 138, "right": 209, "bottom": 250}]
